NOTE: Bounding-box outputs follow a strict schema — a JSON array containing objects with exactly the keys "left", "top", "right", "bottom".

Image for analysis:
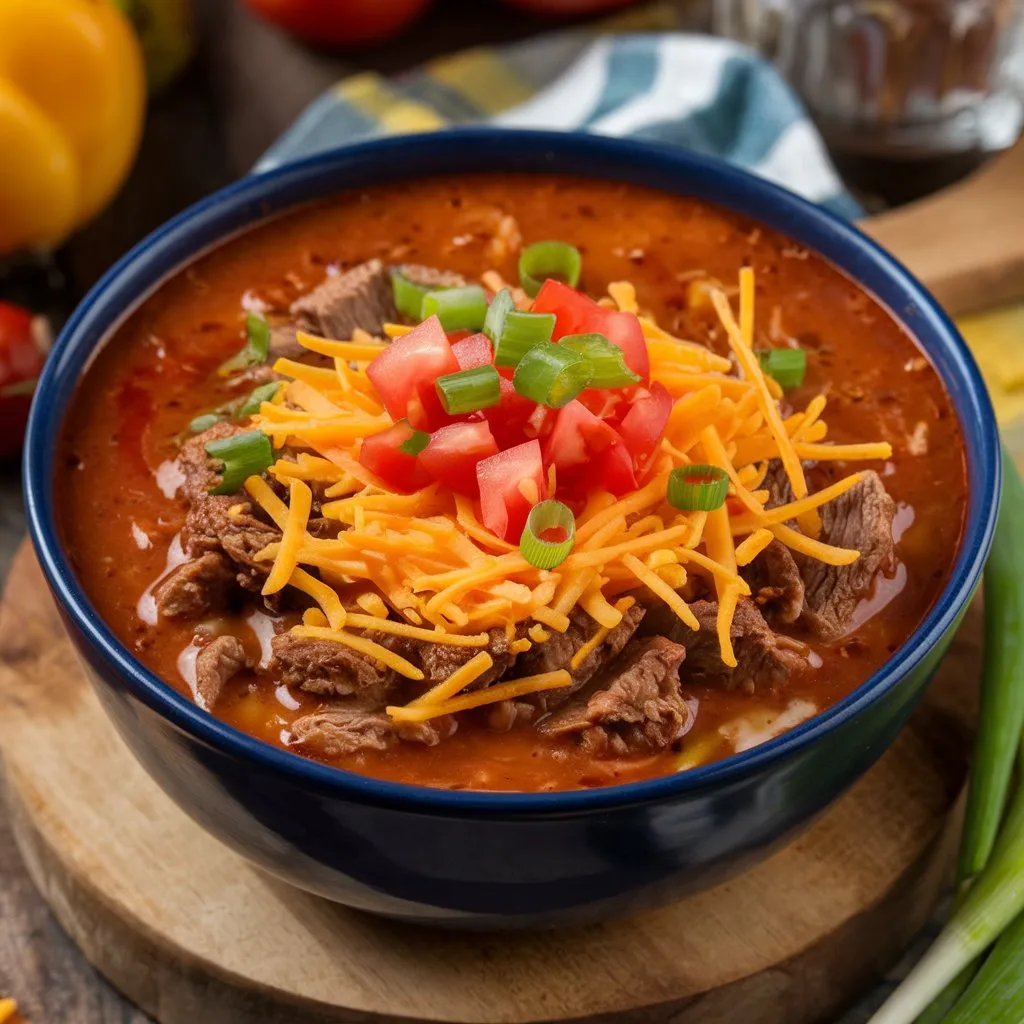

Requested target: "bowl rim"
[{"left": 24, "top": 127, "right": 1000, "bottom": 814}]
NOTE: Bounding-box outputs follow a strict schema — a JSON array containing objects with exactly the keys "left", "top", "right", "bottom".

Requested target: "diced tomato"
[
  {"left": 366, "top": 316, "right": 458, "bottom": 429},
  {"left": 532, "top": 279, "right": 650, "bottom": 382},
  {"left": 358, "top": 421, "right": 431, "bottom": 494},
  {"left": 523, "top": 403, "right": 556, "bottom": 441},
  {"left": 619, "top": 382, "right": 673, "bottom": 465},
  {"left": 543, "top": 399, "right": 620, "bottom": 472},
  {"left": 484, "top": 369, "right": 537, "bottom": 449},
  {"left": 531, "top": 279, "right": 598, "bottom": 339},
  {"left": 596, "top": 441, "right": 638, "bottom": 496},
  {"left": 451, "top": 332, "right": 493, "bottom": 370},
  {"left": 0, "top": 301, "right": 47, "bottom": 459},
  {"left": 419, "top": 420, "right": 499, "bottom": 496},
  {"left": 477, "top": 439, "right": 547, "bottom": 541}
]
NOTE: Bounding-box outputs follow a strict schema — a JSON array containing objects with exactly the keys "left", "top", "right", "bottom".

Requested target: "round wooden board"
[{"left": 0, "top": 541, "right": 979, "bottom": 1024}]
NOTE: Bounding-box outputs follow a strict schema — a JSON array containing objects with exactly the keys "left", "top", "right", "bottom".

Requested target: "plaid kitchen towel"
[{"left": 258, "top": 19, "right": 941, "bottom": 1024}]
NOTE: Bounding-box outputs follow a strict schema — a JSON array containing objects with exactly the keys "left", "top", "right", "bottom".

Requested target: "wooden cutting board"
[{"left": 2, "top": 138, "right": 1022, "bottom": 1024}]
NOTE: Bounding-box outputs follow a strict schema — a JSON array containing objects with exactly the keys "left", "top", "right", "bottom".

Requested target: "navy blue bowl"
[{"left": 24, "top": 130, "right": 999, "bottom": 927}]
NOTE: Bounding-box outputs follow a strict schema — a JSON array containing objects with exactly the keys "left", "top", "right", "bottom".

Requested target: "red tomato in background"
[
  {"left": 243, "top": 0, "right": 433, "bottom": 47},
  {"left": 420, "top": 420, "right": 499, "bottom": 496},
  {"left": 358, "top": 421, "right": 431, "bottom": 493},
  {"left": 477, "top": 440, "right": 546, "bottom": 541},
  {"left": 500, "top": 0, "right": 638, "bottom": 15},
  {"left": 0, "top": 301, "right": 47, "bottom": 459}
]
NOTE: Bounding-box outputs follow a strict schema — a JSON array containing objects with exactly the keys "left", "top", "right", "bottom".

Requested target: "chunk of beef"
[
  {"left": 484, "top": 699, "right": 537, "bottom": 733},
  {"left": 539, "top": 637, "right": 692, "bottom": 756},
  {"left": 763, "top": 460, "right": 795, "bottom": 509},
  {"left": 185, "top": 495, "right": 280, "bottom": 594},
  {"left": 679, "top": 599, "right": 805, "bottom": 693},
  {"left": 194, "top": 635, "right": 248, "bottom": 710},
  {"left": 177, "top": 421, "right": 246, "bottom": 502},
  {"left": 290, "top": 259, "right": 395, "bottom": 341},
  {"left": 269, "top": 322, "right": 303, "bottom": 361},
  {"left": 153, "top": 552, "right": 236, "bottom": 619},
  {"left": 415, "top": 628, "right": 516, "bottom": 690},
  {"left": 515, "top": 605, "right": 646, "bottom": 710},
  {"left": 800, "top": 470, "right": 896, "bottom": 640},
  {"left": 290, "top": 705, "right": 454, "bottom": 757},
  {"left": 400, "top": 263, "right": 467, "bottom": 292},
  {"left": 270, "top": 632, "right": 399, "bottom": 705},
  {"left": 743, "top": 539, "right": 805, "bottom": 625}
]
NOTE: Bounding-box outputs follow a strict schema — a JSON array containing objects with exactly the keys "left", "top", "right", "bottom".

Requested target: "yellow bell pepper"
[{"left": 0, "top": 0, "right": 145, "bottom": 255}]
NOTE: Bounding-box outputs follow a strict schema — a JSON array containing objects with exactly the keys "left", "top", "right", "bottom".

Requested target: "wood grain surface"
[{"left": 0, "top": 542, "right": 980, "bottom": 1024}]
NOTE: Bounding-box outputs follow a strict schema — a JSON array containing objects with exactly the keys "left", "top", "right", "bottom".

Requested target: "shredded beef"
[
  {"left": 269, "top": 322, "right": 303, "bottom": 361},
  {"left": 679, "top": 599, "right": 805, "bottom": 692},
  {"left": 185, "top": 495, "right": 280, "bottom": 594},
  {"left": 194, "top": 635, "right": 248, "bottom": 710},
  {"left": 514, "top": 605, "right": 646, "bottom": 709},
  {"left": 416, "top": 628, "right": 516, "bottom": 689},
  {"left": 400, "top": 264, "right": 467, "bottom": 292},
  {"left": 177, "top": 421, "right": 246, "bottom": 502},
  {"left": 290, "top": 259, "right": 395, "bottom": 341},
  {"left": 290, "top": 705, "right": 454, "bottom": 757},
  {"left": 539, "top": 637, "right": 692, "bottom": 756},
  {"left": 763, "top": 461, "right": 795, "bottom": 509},
  {"left": 153, "top": 552, "right": 236, "bottom": 619},
  {"left": 270, "top": 632, "right": 399, "bottom": 705},
  {"left": 800, "top": 470, "right": 896, "bottom": 640},
  {"left": 744, "top": 539, "right": 805, "bottom": 625}
]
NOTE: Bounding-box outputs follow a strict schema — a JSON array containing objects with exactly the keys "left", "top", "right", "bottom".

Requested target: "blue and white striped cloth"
[{"left": 260, "top": 33, "right": 862, "bottom": 219}]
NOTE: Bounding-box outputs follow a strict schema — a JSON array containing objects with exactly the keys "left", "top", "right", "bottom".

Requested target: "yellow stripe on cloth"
[
  {"left": 427, "top": 48, "right": 534, "bottom": 115},
  {"left": 336, "top": 73, "right": 446, "bottom": 134}
]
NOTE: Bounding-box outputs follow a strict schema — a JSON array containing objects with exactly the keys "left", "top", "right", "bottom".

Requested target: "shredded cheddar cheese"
[{"left": 240, "top": 267, "right": 892, "bottom": 709}]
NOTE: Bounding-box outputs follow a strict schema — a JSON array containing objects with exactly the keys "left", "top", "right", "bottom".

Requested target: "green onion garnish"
[
  {"left": 204, "top": 429, "right": 274, "bottom": 495},
  {"left": 236, "top": 381, "right": 282, "bottom": 420},
  {"left": 392, "top": 271, "right": 429, "bottom": 321},
  {"left": 397, "top": 424, "right": 431, "bottom": 455},
  {"left": 518, "top": 240, "right": 582, "bottom": 298},
  {"left": 189, "top": 413, "right": 225, "bottom": 434},
  {"left": 422, "top": 286, "right": 488, "bottom": 332},
  {"left": 495, "top": 310, "right": 556, "bottom": 368},
  {"left": 483, "top": 288, "right": 514, "bottom": 344},
  {"left": 559, "top": 332, "right": 641, "bottom": 389},
  {"left": 435, "top": 365, "right": 501, "bottom": 415},
  {"left": 512, "top": 342, "right": 592, "bottom": 409},
  {"left": 667, "top": 465, "right": 729, "bottom": 511},
  {"left": 520, "top": 500, "right": 576, "bottom": 569},
  {"left": 219, "top": 313, "right": 270, "bottom": 376},
  {"left": 759, "top": 347, "right": 806, "bottom": 389}
]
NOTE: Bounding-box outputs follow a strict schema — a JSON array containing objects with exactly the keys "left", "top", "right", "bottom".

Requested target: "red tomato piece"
[
  {"left": 358, "top": 421, "right": 431, "bottom": 494},
  {"left": 0, "top": 301, "right": 46, "bottom": 460},
  {"left": 477, "top": 439, "right": 547, "bottom": 542},
  {"left": 243, "top": 0, "right": 433, "bottom": 47},
  {"left": 484, "top": 369, "right": 537, "bottom": 449},
  {"left": 419, "top": 420, "right": 499, "bottom": 496},
  {"left": 451, "top": 332, "right": 493, "bottom": 371},
  {"left": 597, "top": 440, "right": 639, "bottom": 496},
  {"left": 619, "top": 382, "right": 673, "bottom": 465},
  {"left": 366, "top": 316, "right": 458, "bottom": 429},
  {"left": 543, "top": 399, "right": 619, "bottom": 472},
  {"left": 531, "top": 279, "right": 598, "bottom": 339}
]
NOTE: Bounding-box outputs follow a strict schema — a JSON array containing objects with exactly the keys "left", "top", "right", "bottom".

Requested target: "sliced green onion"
[
  {"left": 559, "top": 332, "right": 640, "bottom": 389},
  {"left": 219, "top": 313, "right": 270, "bottom": 376},
  {"left": 483, "top": 288, "right": 514, "bottom": 344},
  {"left": 512, "top": 342, "right": 592, "bottom": 409},
  {"left": 520, "top": 500, "right": 576, "bottom": 569},
  {"left": 392, "top": 271, "right": 428, "bottom": 321},
  {"left": 942, "top": 909, "right": 1024, "bottom": 1023},
  {"left": 667, "top": 465, "right": 729, "bottom": 511},
  {"left": 189, "top": 412, "right": 225, "bottom": 434},
  {"left": 397, "top": 425, "right": 431, "bottom": 456},
  {"left": 236, "top": 381, "right": 282, "bottom": 420},
  {"left": 435, "top": 365, "right": 501, "bottom": 415},
  {"left": 495, "top": 310, "right": 556, "bottom": 368},
  {"left": 422, "top": 286, "right": 488, "bottom": 332},
  {"left": 518, "top": 240, "right": 582, "bottom": 298},
  {"left": 759, "top": 347, "right": 806, "bottom": 389},
  {"left": 205, "top": 429, "right": 274, "bottom": 495}
]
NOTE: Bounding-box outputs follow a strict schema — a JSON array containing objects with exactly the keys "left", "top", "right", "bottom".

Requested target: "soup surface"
[{"left": 58, "top": 174, "right": 966, "bottom": 792}]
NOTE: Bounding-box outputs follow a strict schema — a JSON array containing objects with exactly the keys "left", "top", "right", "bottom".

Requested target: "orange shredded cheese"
[
  {"left": 263, "top": 479, "right": 312, "bottom": 595},
  {"left": 735, "top": 528, "right": 775, "bottom": 566},
  {"left": 411, "top": 651, "right": 495, "bottom": 706},
  {"left": 293, "top": 624, "right": 423, "bottom": 678},
  {"left": 387, "top": 670, "right": 572, "bottom": 722}
]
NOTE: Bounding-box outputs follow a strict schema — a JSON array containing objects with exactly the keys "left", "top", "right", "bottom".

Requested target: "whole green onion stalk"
[{"left": 869, "top": 448, "right": 1024, "bottom": 1024}]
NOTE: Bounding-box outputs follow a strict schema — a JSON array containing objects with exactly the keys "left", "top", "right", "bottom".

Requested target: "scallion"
[
  {"left": 204, "top": 429, "right": 274, "bottom": 495},
  {"left": 397, "top": 424, "right": 431, "bottom": 456},
  {"left": 560, "top": 333, "right": 641, "bottom": 389},
  {"left": 494, "top": 310, "right": 556, "bottom": 367},
  {"left": 392, "top": 271, "right": 428, "bottom": 321},
  {"left": 422, "top": 286, "right": 488, "bottom": 332},
  {"left": 435, "top": 365, "right": 501, "bottom": 415},
  {"left": 189, "top": 413, "right": 225, "bottom": 434},
  {"left": 512, "top": 342, "right": 592, "bottom": 409},
  {"left": 520, "top": 500, "right": 576, "bottom": 569},
  {"left": 667, "top": 465, "right": 729, "bottom": 511},
  {"left": 941, "top": 908, "right": 1024, "bottom": 1023},
  {"left": 518, "top": 240, "right": 582, "bottom": 298},
  {"left": 236, "top": 381, "right": 282, "bottom": 420},
  {"left": 759, "top": 347, "right": 806, "bottom": 389},
  {"left": 483, "top": 288, "right": 514, "bottom": 344},
  {"left": 219, "top": 313, "right": 270, "bottom": 376}
]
